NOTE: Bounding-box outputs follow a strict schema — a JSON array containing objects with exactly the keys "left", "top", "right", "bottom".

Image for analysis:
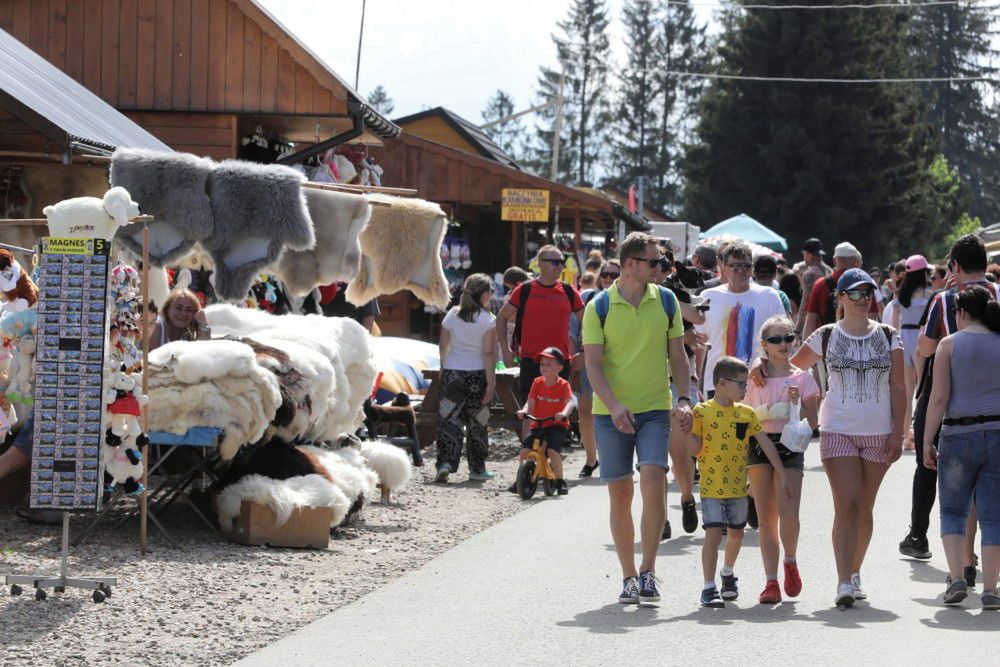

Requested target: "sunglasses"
[
  {"left": 629, "top": 256, "right": 663, "bottom": 268},
  {"left": 763, "top": 334, "right": 795, "bottom": 344},
  {"left": 844, "top": 289, "right": 875, "bottom": 302},
  {"left": 726, "top": 262, "right": 753, "bottom": 272},
  {"left": 600, "top": 271, "right": 620, "bottom": 279},
  {"left": 720, "top": 377, "right": 748, "bottom": 391},
  {"left": 540, "top": 258, "right": 565, "bottom": 266}
]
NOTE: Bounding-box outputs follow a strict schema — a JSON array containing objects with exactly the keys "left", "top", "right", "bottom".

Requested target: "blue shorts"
[
  {"left": 12, "top": 415, "right": 33, "bottom": 456},
  {"left": 701, "top": 496, "right": 748, "bottom": 530},
  {"left": 938, "top": 429, "right": 1000, "bottom": 545},
  {"left": 593, "top": 410, "right": 670, "bottom": 482}
]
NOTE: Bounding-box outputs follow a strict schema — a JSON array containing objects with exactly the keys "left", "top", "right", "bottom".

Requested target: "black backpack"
[{"left": 511, "top": 280, "right": 576, "bottom": 352}]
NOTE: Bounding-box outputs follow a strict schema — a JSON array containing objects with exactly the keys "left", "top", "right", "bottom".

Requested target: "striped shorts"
[{"left": 820, "top": 432, "right": 891, "bottom": 465}]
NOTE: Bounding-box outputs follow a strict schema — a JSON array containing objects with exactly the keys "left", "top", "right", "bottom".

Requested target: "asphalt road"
[{"left": 235, "top": 443, "right": 999, "bottom": 666}]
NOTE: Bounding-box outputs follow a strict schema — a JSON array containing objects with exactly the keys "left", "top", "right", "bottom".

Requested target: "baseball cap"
[
  {"left": 836, "top": 268, "right": 878, "bottom": 292},
  {"left": 753, "top": 255, "right": 777, "bottom": 276},
  {"left": 833, "top": 242, "right": 862, "bottom": 260},
  {"left": 905, "top": 254, "right": 929, "bottom": 272},
  {"left": 802, "top": 238, "right": 825, "bottom": 255},
  {"left": 535, "top": 346, "right": 568, "bottom": 366}
]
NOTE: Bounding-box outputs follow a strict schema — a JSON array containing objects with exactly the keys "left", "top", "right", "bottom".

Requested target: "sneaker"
[
  {"left": 681, "top": 499, "right": 698, "bottom": 534},
  {"left": 721, "top": 572, "right": 739, "bottom": 600},
  {"left": 783, "top": 560, "right": 802, "bottom": 598},
  {"left": 578, "top": 461, "right": 599, "bottom": 478},
  {"left": 434, "top": 464, "right": 451, "bottom": 483},
  {"left": 638, "top": 570, "right": 661, "bottom": 603},
  {"left": 747, "top": 496, "right": 759, "bottom": 529},
  {"left": 701, "top": 586, "right": 724, "bottom": 608},
  {"left": 899, "top": 532, "right": 932, "bottom": 560},
  {"left": 943, "top": 576, "right": 968, "bottom": 605},
  {"left": 661, "top": 519, "right": 672, "bottom": 541},
  {"left": 759, "top": 579, "right": 781, "bottom": 604},
  {"left": 468, "top": 470, "right": 495, "bottom": 481},
  {"left": 982, "top": 589, "right": 1000, "bottom": 610},
  {"left": 964, "top": 565, "right": 977, "bottom": 588},
  {"left": 619, "top": 576, "right": 640, "bottom": 604},
  {"left": 836, "top": 582, "right": 855, "bottom": 608},
  {"left": 555, "top": 479, "right": 569, "bottom": 495},
  {"left": 850, "top": 573, "right": 867, "bottom": 600}
]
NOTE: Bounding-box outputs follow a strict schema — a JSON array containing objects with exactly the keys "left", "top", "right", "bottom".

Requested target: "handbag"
[{"left": 780, "top": 399, "right": 813, "bottom": 453}]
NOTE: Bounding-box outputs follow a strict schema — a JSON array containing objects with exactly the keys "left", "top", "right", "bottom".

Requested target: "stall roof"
[
  {"left": 394, "top": 107, "right": 519, "bottom": 168},
  {"left": 0, "top": 28, "right": 169, "bottom": 153}
]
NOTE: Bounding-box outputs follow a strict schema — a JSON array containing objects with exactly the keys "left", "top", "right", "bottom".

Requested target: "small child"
[
  {"left": 687, "top": 356, "right": 791, "bottom": 608},
  {"left": 513, "top": 347, "right": 574, "bottom": 496}
]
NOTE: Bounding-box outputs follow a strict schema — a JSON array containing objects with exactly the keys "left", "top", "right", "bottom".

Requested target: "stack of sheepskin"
[{"left": 147, "top": 306, "right": 411, "bottom": 533}]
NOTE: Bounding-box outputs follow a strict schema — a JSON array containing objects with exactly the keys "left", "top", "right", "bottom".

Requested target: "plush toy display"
[
  {"left": 42, "top": 186, "right": 141, "bottom": 239},
  {"left": 0, "top": 253, "right": 39, "bottom": 425},
  {"left": 0, "top": 249, "right": 38, "bottom": 313},
  {"left": 104, "top": 365, "right": 148, "bottom": 437},
  {"left": 103, "top": 429, "right": 147, "bottom": 495}
]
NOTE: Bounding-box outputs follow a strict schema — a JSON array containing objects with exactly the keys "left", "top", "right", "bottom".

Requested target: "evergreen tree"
[
  {"left": 480, "top": 89, "right": 527, "bottom": 161},
  {"left": 367, "top": 85, "right": 394, "bottom": 116},
  {"left": 683, "top": 6, "right": 949, "bottom": 264},
  {"left": 527, "top": 0, "right": 613, "bottom": 185},
  {"left": 910, "top": 3, "right": 1000, "bottom": 223}
]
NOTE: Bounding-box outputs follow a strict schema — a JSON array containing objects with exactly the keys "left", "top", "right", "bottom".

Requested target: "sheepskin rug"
[
  {"left": 274, "top": 189, "right": 371, "bottom": 296},
  {"left": 345, "top": 195, "right": 450, "bottom": 309},
  {"left": 215, "top": 473, "right": 351, "bottom": 531},
  {"left": 205, "top": 305, "right": 377, "bottom": 439},
  {"left": 146, "top": 340, "right": 282, "bottom": 461},
  {"left": 299, "top": 444, "right": 378, "bottom": 523},
  {"left": 359, "top": 440, "right": 412, "bottom": 493}
]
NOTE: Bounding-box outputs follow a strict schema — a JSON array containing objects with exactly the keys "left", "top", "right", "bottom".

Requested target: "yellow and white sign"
[{"left": 501, "top": 188, "right": 550, "bottom": 222}]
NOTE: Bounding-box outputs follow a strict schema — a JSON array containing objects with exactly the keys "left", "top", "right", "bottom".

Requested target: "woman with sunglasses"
[
  {"left": 791, "top": 268, "right": 906, "bottom": 608},
  {"left": 744, "top": 316, "right": 820, "bottom": 603},
  {"left": 922, "top": 286, "right": 1000, "bottom": 609}
]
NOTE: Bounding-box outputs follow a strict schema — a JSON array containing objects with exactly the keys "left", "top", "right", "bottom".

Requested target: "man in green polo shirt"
[{"left": 582, "top": 231, "right": 693, "bottom": 605}]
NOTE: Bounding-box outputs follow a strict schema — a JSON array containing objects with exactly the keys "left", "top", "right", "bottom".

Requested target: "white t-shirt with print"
[
  {"left": 441, "top": 308, "right": 495, "bottom": 371},
  {"left": 696, "top": 283, "right": 786, "bottom": 392},
  {"left": 805, "top": 322, "right": 902, "bottom": 436}
]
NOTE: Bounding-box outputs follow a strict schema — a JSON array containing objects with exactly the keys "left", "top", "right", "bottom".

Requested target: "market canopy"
[{"left": 699, "top": 213, "right": 787, "bottom": 252}]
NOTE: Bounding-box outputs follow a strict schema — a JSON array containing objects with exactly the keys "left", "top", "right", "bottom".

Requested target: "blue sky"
[{"left": 258, "top": 0, "right": 715, "bottom": 123}]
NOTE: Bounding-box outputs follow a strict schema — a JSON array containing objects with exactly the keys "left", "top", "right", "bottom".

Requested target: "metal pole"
[
  {"left": 550, "top": 67, "right": 566, "bottom": 182},
  {"left": 139, "top": 224, "right": 150, "bottom": 555},
  {"left": 354, "top": 0, "right": 367, "bottom": 90},
  {"left": 59, "top": 512, "right": 69, "bottom": 585}
]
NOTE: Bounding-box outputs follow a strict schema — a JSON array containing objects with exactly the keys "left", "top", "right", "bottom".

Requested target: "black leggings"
[{"left": 910, "top": 387, "right": 937, "bottom": 539}]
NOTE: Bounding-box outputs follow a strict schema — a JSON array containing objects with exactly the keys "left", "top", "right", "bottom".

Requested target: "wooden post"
[
  {"left": 574, "top": 207, "right": 582, "bottom": 255},
  {"left": 139, "top": 225, "right": 150, "bottom": 555},
  {"left": 510, "top": 221, "right": 522, "bottom": 267}
]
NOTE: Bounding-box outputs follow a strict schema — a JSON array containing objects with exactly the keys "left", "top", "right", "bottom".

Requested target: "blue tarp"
[{"left": 699, "top": 213, "right": 788, "bottom": 252}]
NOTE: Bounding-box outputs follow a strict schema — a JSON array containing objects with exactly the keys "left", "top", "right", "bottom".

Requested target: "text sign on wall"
[
  {"left": 30, "top": 237, "right": 110, "bottom": 511},
  {"left": 501, "top": 188, "right": 550, "bottom": 222}
]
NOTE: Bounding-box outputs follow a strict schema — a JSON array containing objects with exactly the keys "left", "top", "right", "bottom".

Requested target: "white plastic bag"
[{"left": 780, "top": 399, "right": 813, "bottom": 453}]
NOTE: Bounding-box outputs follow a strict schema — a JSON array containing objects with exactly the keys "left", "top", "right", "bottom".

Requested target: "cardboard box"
[{"left": 222, "top": 500, "right": 332, "bottom": 549}]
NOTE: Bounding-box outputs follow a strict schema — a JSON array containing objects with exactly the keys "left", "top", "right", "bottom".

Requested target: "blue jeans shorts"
[
  {"left": 938, "top": 428, "right": 1000, "bottom": 545},
  {"left": 593, "top": 410, "right": 670, "bottom": 482},
  {"left": 701, "top": 496, "right": 749, "bottom": 530}
]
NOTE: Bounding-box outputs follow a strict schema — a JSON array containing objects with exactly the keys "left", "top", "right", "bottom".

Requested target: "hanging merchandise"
[
  {"left": 273, "top": 189, "right": 371, "bottom": 296},
  {"left": 171, "top": 249, "right": 216, "bottom": 306},
  {"left": 358, "top": 156, "right": 383, "bottom": 187},
  {"left": 0, "top": 250, "right": 38, "bottom": 423},
  {"left": 346, "top": 194, "right": 450, "bottom": 309}
]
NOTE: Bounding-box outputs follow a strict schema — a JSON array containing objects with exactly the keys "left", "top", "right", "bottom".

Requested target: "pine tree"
[
  {"left": 527, "top": 0, "right": 613, "bottom": 185},
  {"left": 480, "top": 89, "right": 527, "bottom": 161},
  {"left": 367, "top": 85, "right": 394, "bottom": 116},
  {"left": 910, "top": 3, "right": 1000, "bottom": 223},
  {"left": 683, "top": 7, "right": 950, "bottom": 264}
]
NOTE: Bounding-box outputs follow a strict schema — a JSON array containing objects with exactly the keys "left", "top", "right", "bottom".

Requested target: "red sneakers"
[
  {"left": 759, "top": 579, "right": 781, "bottom": 604},
  {"left": 784, "top": 560, "right": 802, "bottom": 597}
]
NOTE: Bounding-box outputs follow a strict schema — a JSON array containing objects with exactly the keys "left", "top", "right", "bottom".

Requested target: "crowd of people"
[{"left": 432, "top": 230, "right": 1000, "bottom": 611}]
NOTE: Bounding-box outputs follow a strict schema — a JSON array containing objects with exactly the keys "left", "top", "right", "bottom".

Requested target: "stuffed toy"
[
  {"left": 110, "top": 149, "right": 216, "bottom": 266},
  {"left": 273, "top": 189, "right": 371, "bottom": 296},
  {"left": 332, "top": 154, "right": 357, "bottom": 184},
  {"left": 358, "top": 157, "right": 383, "bottom": 187},
  {"left": 3, "top": 333, "right": 35, "bottom": 425},
  {"left": 104, "top": 365, "right": 148, "bottom": 437},
  {"left": 109, "top": 262, "right": 140, "bottom": 310},
  {"left": 0, "top": 250, "right": 38, "bottom": 313},
  {"left": 103, "top": 429, "right": 148, "bottom": 495},
  {"left": 42, "top": 187, "right": 140, "bottom": 239},
  {"left": 346, "top": 195, "right": 451, "bottom": 309}
]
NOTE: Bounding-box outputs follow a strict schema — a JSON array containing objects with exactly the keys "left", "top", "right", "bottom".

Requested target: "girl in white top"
[
  {"left": 789, "top": 268, "right": 905, "bottom": 609},
  {"left": 435, "top": 274, "right": 498, "bottom": 482}
]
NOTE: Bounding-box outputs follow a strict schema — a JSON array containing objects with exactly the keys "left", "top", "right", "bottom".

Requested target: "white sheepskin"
[
  {"left": 299, "top": 444, "right": 378, "bottom": 510},
  {"left": 215, "top": 473, "right": 350, "bottom": 530},
  {"left": 360, "top": 440, "right": 412, "bottom": 492}
]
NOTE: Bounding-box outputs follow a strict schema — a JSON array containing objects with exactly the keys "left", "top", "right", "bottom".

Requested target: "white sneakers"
[
  {"left": 851, "top": 573, "right": 867, "bottom": 600},
  {"left": 836, "top": 581, "right": 855, "bottom": 608}
]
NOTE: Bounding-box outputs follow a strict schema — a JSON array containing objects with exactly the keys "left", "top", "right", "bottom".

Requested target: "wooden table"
[{"left": 416, "top": 368, "right": 522, "bottom": 447}]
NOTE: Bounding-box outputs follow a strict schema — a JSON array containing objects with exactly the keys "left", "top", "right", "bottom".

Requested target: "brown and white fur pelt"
[
  {"left": 298, "top": 443, "right": 378, "bottom": 524},
  {"left": 239, "top": 338, "right": 313, "bottom": 442}
]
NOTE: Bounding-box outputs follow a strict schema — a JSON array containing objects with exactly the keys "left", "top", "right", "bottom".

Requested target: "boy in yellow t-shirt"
[{"left": 687, "top": 356, "right": 791, "bottom": 608}]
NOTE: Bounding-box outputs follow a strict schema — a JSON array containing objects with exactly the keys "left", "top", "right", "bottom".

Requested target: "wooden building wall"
[
  {"left": 0, "top": 0, "right": 347, "bottom": 117},
  {"left": 397, "top": 116, "right": 479, "bottom": 158},
  {"left": 125, "top": 111, "right": 236, "bottom": 160}
]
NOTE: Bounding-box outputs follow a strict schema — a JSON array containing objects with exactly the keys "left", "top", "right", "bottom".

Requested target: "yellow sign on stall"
[{"left": 501, "top": 188, "right": 550, "bottom": 222}]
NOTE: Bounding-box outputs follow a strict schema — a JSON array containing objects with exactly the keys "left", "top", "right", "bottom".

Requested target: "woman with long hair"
[
  {"left": 923, "top": 286, "right": 1000, "bottom": 609},
  {"left": 434, "top": 273, "right": 497, "bottom": 483},
  {"left": 146, "top": 289, "right": 210, "bottom": 351},
  {"left": 892, "top": 256, "right": 934, "bottom": 449}
]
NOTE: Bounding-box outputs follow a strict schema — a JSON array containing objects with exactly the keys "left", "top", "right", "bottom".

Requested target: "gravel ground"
[{"left": 0, "top": 430, "right": 582, "bottom": 666}]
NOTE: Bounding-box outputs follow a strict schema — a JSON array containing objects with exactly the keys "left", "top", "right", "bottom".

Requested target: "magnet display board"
[{"left": 29, "top": 237, "right": 110, "bottom": 511}]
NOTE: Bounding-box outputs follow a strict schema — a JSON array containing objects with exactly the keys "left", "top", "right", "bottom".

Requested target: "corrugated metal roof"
[
  {"left": 394, "top": 107, "right": 520, "bottom": 169},
  {"left": 0, "top": 28, "right": 170, "bottom": 153}
]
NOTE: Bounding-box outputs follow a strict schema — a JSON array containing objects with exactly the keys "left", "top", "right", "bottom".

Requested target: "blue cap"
[{"left": 836, "top": 268, "right": 878, "bottom": 293}]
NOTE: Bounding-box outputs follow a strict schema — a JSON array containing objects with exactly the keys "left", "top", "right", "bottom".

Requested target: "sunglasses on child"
[
  {"left": 540, "top": 257, "right": 565, "bottom": 266},
  {"left": 763, "top": 334, "right": 795, "bottom": 344},
  {"left": 719, "top": 377, "right": 748, "bottom": 391},
  {"left": 843, "top": 288, "right": 875, "bottom": 302}
]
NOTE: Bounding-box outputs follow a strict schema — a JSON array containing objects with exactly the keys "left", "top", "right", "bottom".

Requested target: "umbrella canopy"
[{"left": 699, "top": 214, "right": 788, "bottom": 252}]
